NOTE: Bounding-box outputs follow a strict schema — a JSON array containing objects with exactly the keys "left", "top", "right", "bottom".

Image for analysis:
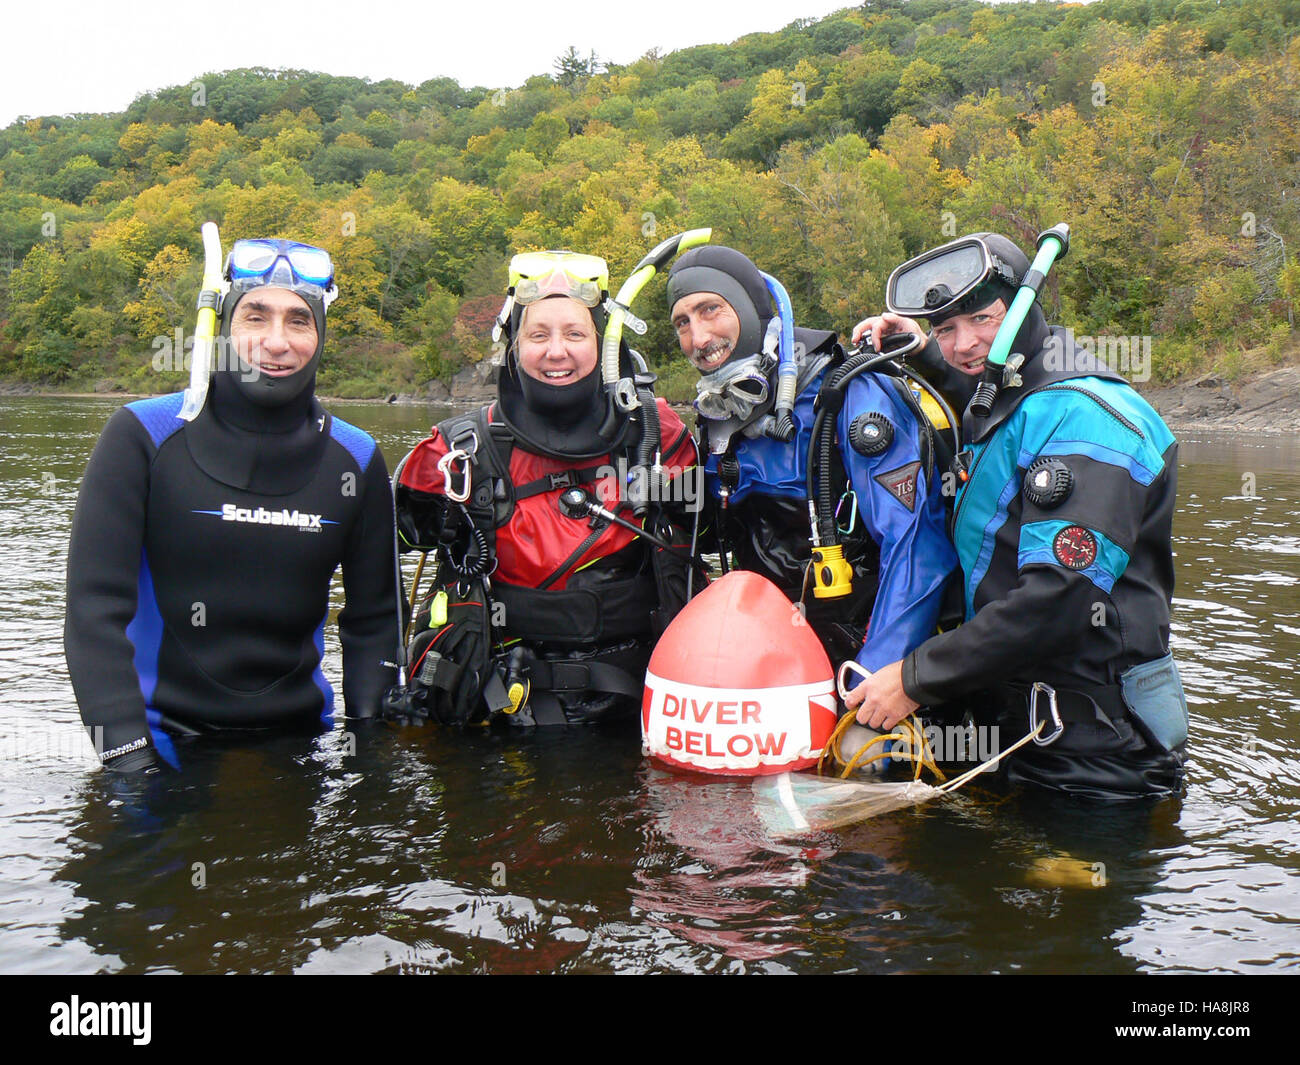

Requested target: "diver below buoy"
[{"left": 643, "top": 571, "right": 837, "bottom": 775}]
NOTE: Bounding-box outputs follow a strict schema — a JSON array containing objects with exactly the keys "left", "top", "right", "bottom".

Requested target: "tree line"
[{"left": 1, "top": 0, "right": 1297, "bottom": 398}]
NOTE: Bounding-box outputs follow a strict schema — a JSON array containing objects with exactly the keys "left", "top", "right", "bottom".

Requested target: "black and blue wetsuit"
[{"left": 65, "top": 385, "right": 398, "bottom": 770}]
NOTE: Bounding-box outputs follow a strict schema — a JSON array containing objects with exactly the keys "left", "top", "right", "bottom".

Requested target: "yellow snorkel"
[
  {"left": 600, "top": 227, "right": 712, "bottom": 403},
  {"left": 179, "top": 221, "right": 225, "bottom": 421}
]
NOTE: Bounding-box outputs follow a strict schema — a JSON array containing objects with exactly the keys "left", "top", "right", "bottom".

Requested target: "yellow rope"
[
  {"left": 820, "top": 712, "right": 947, "bottom": 784},
  {"left": 818, "top": 710, "right": 861, "bottom": 775},
  {"left": 841, "top": 740, "right": 906, "bottom": 775},
  {"left": 818, "top": 713, "right": 1054, "bottom": 799}
]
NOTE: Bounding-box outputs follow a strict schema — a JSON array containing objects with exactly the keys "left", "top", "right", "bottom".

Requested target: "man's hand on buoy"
[
  {"left": 842, "top": 660, "right": 919, "bottom": 732},
  {"left": 850, "top": 313, "right": 927, "bottom": 351}
]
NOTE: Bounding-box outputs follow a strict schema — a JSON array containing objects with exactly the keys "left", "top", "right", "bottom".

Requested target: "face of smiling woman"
[{"left": 516, "top": 297, "right": 599, "bottom": 385}]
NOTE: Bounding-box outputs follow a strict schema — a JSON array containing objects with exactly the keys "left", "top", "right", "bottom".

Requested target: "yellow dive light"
[{"left": 811, "top": 544, "right": 854, "bottom": 599}]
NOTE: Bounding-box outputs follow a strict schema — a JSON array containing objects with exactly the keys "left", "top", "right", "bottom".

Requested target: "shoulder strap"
[
  {"left": 886, "top": 374, "right": 939, "bottom": 483},
  {"left": 436, "top": 406, "right": 516, "bottom": 531}
]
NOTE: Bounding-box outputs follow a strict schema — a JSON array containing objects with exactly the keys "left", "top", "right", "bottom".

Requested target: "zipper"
[
  {"left": 952, "top": 382, "right": 1144, "bottom": 533},
  {"left": 1033, "top": 384, "right": 1145, "bottom": 439},
  {"left": 951, "top": 443, "right": 988, "bottom": 535}
]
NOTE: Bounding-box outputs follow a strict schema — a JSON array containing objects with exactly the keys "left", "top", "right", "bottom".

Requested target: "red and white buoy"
[{"left": 643, "top": 571, "right": 838, "bottom": 775}]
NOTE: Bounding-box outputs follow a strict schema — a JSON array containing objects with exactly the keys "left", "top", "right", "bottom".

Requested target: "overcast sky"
[{"left": 1, "top": 0, "right": 859, "bottom": 128}]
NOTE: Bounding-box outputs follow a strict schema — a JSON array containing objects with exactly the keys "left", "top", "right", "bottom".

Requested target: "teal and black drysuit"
[{"left": 902, "top": 328, "right": 1189, "bottom": 798}]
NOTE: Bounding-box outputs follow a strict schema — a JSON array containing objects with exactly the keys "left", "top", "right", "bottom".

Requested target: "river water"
[{"left": 1, "top": 396, "right": 1296, "bottom": 975}]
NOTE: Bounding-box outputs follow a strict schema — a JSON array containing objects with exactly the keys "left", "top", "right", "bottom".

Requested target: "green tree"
[
  {"left": 424, "top": 178, "right": 507, "bottom": 295},
  {"left": 6, "top": 242, "right": 77, "bottom": 379},
  {"left": 523, "top": 112, "right": 568, "bottom": 164},
  {"left": 554, "top": 47, "right": 603, "bottom": 89},
  {"left": 124, "top": 244, "right": 196, "bottom": 340},
  {"left": 52, "top": 155, "right": 109, "bottom": 205}
]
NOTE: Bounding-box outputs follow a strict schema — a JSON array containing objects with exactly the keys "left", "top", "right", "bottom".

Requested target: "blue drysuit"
[{"left": 704, "top": 340, "right": 957, "bottom": 675}]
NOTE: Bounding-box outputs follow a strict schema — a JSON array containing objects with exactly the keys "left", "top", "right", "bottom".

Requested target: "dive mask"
[
  {"left": 510, "top": 250, "right": 608, "bottom": 307},
  {"left": 225, "top": 239, "right": 338, "bottom": 306},
  {"left": 694, "top": 353, "right": 775, "bottom": 422},
  {"left": 494, "top": 250, "right": 610, "bottom": 343},
  {"left": 886, "top": 236, "right": 1020, "bottom": 320}
]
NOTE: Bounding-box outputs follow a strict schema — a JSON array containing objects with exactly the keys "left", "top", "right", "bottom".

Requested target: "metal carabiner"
[
  {"left": 836, "top": 660, "right": 873, "bottom": 703},
  {"left": 1029, "top": 681, "right": 1064, "bottom": 746},
  {"left": 437, "top": 448, "right": 472, "bottom": 503},
  {"left": 835, "top": 490, "right": 859, "bottom": 536}
]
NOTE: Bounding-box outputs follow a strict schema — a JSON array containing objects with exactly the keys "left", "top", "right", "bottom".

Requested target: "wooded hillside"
[{"left": 2, "top": 0, "right": 1296, "bottom": 396}]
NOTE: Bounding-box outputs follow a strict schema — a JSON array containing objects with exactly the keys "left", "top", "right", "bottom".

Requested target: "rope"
[
  {"left": 936, "top": 722, "right": 1045, "bottom": 795},
  {"left": 820, "top": 714, "right": 1049, "bottom": 789},
  {"left": 819, "top": 712, "right": 947, "bottom": 783}
]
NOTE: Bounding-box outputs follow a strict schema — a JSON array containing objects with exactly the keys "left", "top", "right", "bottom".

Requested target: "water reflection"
[{"left": 1, "top": 399, "right": 1297, "bottom": 973}]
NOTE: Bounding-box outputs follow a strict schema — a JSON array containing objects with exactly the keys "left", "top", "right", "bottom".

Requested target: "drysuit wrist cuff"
[{"left": 902, "top": 651, "right": 944, "bottom": 708}]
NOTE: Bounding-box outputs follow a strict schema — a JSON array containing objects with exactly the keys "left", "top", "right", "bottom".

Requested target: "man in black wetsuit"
[{"left": 65, "top": 238, "right": 399, "bottom": 772}]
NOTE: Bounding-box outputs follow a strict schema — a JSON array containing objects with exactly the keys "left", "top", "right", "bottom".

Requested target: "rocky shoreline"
[{"left": 1138, "top": 366, "right": 1300, "bottom": 433}]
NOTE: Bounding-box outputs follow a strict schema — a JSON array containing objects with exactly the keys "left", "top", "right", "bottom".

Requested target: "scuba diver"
[
  {"left": 393, "top": 249, "right": 700, "bottom": 727},
  {"left": 846, "top": 230, "right": 1190, "bottom": 799},
  {"left": 665, "top": 245, "right": 958, "bottom": 683},
  {"left": 65, "top": 235, "right": 399, "bottom": 773}
]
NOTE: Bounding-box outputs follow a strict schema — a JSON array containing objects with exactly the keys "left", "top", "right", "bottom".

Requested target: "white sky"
[{"left": 0, "top": 0, "right": 857, "bottom": 128}]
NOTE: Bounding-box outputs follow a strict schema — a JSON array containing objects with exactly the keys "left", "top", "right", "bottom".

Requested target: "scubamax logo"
[
  {"left": 191, "top": 504, "right": 335, "bottom": 531},
  {"left": 50, "top": 996, "right": 151, "bottom": 1045}
]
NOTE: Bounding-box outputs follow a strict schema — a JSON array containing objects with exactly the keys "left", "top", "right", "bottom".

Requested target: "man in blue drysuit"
[{"left": 666, "top": 245, "right": 958, "bottom": 683}]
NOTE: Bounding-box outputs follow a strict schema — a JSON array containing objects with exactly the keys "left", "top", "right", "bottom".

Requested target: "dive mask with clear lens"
[
  {"left": 694, "top": 354, "right": 774, "bottom": 422},
  {"left": 225, "top": 239, "right": 338, "bottom": 305},
  {"left": 494, "top": 250, "right": 610, "bottom": 343},
  {"left": 509, "top": 250, "right": 609, "bottom": 308},
  {"left": 886, "top": 237, "right": 1019, "bottom": 319}
]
